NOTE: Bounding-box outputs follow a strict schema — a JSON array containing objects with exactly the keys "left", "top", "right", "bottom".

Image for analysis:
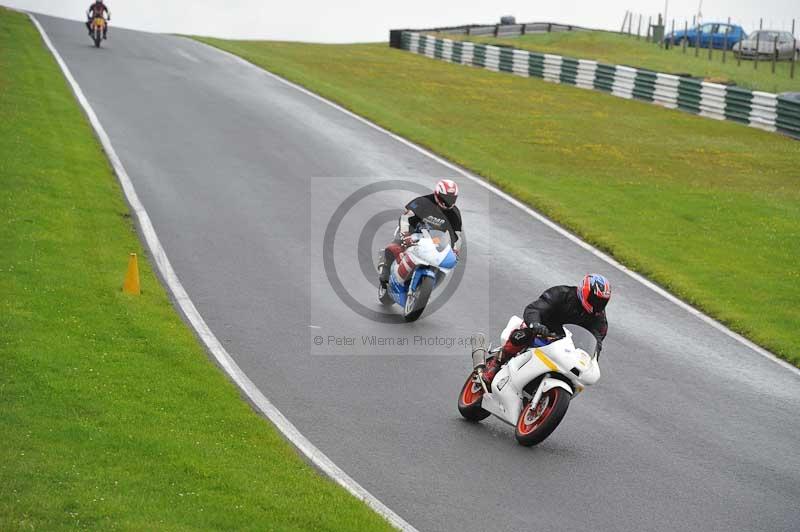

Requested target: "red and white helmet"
[{"left": 434, "top": 179, "right": 459, "bottom": 210}]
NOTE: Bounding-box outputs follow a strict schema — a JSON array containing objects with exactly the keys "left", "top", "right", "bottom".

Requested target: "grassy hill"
[{"left": 439, "top": 30, "right": 800, "bottom": 93}]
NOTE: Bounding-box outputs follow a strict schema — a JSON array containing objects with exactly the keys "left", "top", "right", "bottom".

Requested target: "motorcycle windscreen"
[
  {"left": 562, "top": 324, "right": 598, "bottom": 358},
  {"left": 427, "top": 228, "right": 457, "bottom": 269},
  {"left": 426, "top": 228, "right": 452, "bottom": 252}
]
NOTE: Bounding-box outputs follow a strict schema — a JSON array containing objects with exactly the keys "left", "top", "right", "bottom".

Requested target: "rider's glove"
[
  {"left": 528, "top": 322, "right": 550, "bottom": 337},
  {"left": 400, "top": 232, "right": 415, "bottom": 248}
]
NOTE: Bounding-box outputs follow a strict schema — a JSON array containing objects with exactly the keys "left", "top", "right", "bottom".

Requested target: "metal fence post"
[
  {"left": 647, "top": 16, "right": 652, "bottom": 42},
  {"left": 637, "top": 14, "right": 642, "bottom": 40}
]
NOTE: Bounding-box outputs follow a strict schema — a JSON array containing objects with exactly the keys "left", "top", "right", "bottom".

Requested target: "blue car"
[{"left": 667, "top": 22, "right": 747, "bottom": 49}]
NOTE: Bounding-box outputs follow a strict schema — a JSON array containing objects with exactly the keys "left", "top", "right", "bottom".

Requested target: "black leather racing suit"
[
  {"left": 523, "top": 285, "right": 608, "bottom": 354},
  {"left": 484, "top": 284, "right": 609, "bottom": 384}
]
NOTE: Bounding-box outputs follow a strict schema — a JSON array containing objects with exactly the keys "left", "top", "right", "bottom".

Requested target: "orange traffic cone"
[{"left": 122, "top": 253, "right": 140, "bottom": 295}]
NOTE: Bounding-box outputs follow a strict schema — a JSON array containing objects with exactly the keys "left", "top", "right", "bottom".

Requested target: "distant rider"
[
  {"left": 86, "top": 1, "right": 111, "bottom": 39},
  {"left": 378, "top": 179, "right": 463, "bottom": 288},
  {"left": 483, "top": 274, "right": 611, "bottom": 386}
]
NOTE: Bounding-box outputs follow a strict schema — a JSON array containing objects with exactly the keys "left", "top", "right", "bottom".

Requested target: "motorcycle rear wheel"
[
  {"left": 514, "top": 387, "right": 570, "bottom": 446},
  {"left": 457, "top": 370, "right": 490, "bottom": 421}
]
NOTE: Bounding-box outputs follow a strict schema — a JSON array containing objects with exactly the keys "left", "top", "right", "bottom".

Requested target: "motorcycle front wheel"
[
  {"left": 457, "top": 370, "right": 490, "bottom": 421},
  {"left": 403, "top": 275, "right": 433, "bottom": 322},
  {"left": 94, "top": 30, "right": 102, "bottom": 47},
  {"left": 514, "top": 387, "right": 570, "bottom": 446}
]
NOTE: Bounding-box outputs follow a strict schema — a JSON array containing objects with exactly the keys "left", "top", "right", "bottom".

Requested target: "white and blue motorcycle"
[{"left": 377, "top": 225, "right": 459, "bottom": 322}]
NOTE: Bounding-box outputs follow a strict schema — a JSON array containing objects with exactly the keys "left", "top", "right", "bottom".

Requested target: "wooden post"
[
  {"left": 772, "top": 35, "right": 778, "bottom": 73},
  {"left": 683, "top": 20, "right": 688, "bottom": 54},
  {"left": 723, "top": 17, "right": 730, "bottom": 63},
  {"left": 494, "top": 24, "right": 499, "bottom": 37},
  {"left": 760, "top": 18, "right": 763, "bottom": 30},
  {"left": 637, "top": 14, "right": 642, "bottom": 40},
  {"left": 521, "top": 23, "right": 526, "bottom": 36},
  {"left": 708, "top": 30, "right": 713, "bottom": 60},
  {"left": 754, "top": 31, "right": 760, "bottom": 70},
  {"left": 647, "top": 16, "right": 652, "bottom": 42},
  {"left": 737, "top": 33, "right": 743, "bottom": 66},
  {"left": 792, "top": 20, "right": 797, "bottom": 79},
  {"left": 670, "top": 19, "right": 675, "bottom": 48},
  {"left": 628, "top": 13, "right": 633, "bottom": 36},
  {"left": 621, "top": 11, "right": 629, "bottom": 34},
  {"left": 695, "top": 23, "right": 700, "bottom": 57}
]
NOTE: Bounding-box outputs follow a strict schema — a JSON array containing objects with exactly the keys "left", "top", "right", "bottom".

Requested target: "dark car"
[{"left": 667, "top": 22, "right": 747, "bottom": 49}]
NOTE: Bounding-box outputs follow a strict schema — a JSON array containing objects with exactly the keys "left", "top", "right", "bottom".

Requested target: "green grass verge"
[
  {"left": 440, "top": 30, "right": 800, "bottom": 93},
  {"left": 193, "top": 37, "right": 800, "bottom": 366},
  {"left": 0, "top": 8, "right": 393, "bottom": 531}
]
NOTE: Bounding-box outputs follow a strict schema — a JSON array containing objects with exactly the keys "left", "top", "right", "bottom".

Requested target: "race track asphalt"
[{"left": 36, "top": 14, "right": 800, "bottom": 532}]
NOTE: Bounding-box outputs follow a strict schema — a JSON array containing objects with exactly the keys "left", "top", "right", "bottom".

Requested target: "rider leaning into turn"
[
  {"left": 483, "top": 274, "right": 612, "bottom": 386},
  {"left": 378, "top": 179, "right": 464, "bottom": 287},
  {"left": 86, "top": 1, "right": 111, "bottom": 39}
]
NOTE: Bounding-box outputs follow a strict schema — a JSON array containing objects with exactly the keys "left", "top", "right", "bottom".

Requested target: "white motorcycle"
[{"left": 458, "top": 316, "right": 601, "bottom": 446}]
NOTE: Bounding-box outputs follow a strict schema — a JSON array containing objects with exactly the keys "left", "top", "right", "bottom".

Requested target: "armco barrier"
[{"left": 392, "top": 31, "right": 799, "bottom": 140}]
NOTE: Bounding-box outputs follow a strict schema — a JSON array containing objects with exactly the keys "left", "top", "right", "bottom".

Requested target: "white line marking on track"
[
  {"left": 191, "top": 37, "right": 800, "bottom": 378},
  {"left": 28, "top": 14, "right": 418, "bottom": 532}
]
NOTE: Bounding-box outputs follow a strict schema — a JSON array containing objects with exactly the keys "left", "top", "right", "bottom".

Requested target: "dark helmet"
[
  {"left": 434, "top": 179, "right": 458, "bottom": 210},
  {"left": 577, "top": 274, "right": 611, "bottom": 314}
]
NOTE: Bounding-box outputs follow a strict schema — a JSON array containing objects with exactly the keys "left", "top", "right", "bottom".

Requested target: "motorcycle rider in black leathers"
[
  {"left": 484, "top": 274, "right": 611, "bottom": 385},
  {"left": 378, "top": 179, "right": 463, "bottom": 287}
]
